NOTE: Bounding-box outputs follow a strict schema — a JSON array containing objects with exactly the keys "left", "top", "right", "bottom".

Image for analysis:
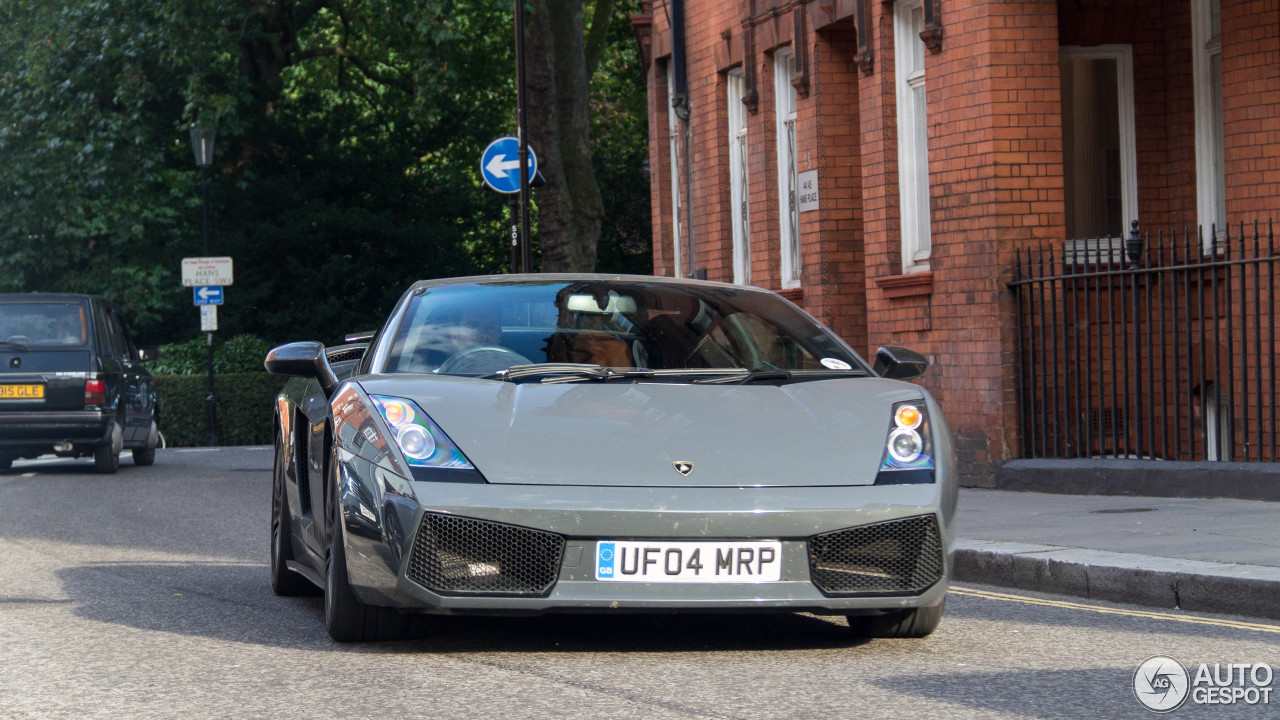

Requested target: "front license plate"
[
  {"left": 0, "top": 384, "right": 43, "bottom": 399},
  {"left": 595, "top": 540, "right": 782, "bottom": 583}
]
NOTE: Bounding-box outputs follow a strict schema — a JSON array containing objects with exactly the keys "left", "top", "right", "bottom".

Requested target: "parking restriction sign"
[{"left": 200, "top": 305, "right": 218, "bottom": 332}]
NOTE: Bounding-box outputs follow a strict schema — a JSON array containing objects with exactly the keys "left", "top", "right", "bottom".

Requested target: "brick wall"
[
  {"left": 804, "top": 25, "right": 868, "bottom": 351},
  {"left": 648, "top": 50, "right": 677, "bottom": 278},
  {"left": 856, "top": 0, "right": 1068, "bottom": 485},
  {"left": 1222, "top": 0, "right": 1280, "bottom": 219},
  {"left": 637, "top": 0, "right": 1280, "bottom": 485}
]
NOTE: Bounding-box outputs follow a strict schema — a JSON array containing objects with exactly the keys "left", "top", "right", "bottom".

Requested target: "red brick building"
[{"left": 632, "top": 0, "right": 1280, "bottom": 487}]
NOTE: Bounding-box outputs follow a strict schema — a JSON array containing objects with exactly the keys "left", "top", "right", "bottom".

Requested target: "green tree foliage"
[
  {"left": 0, "top": 2, "right": 193, "bottom": 333},
  {"left": 0, "top": 0, "right": 651, "bottom": 348},
  {"left": 590, "top": 0, "right": 652, "bottom": 275}
]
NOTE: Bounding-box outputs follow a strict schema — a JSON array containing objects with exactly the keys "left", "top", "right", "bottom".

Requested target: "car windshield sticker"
[{"left": 820, "top": 357, "right": 852, "bottom": 370}]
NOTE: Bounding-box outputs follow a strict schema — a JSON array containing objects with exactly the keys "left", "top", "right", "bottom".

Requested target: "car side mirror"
[
  {"left": 265, "top": 341, "right": 339, "bottom": 394},
  {"left": 137, "top": 347, "right": 160, "bottom": 362},
  {"left": 873, "top": 346, "right": 929, "bottom": 380}
]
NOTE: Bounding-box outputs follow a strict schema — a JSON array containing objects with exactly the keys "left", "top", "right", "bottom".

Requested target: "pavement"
[{"left": 953, "top": 488, "right": 1280, "bottom": 620}]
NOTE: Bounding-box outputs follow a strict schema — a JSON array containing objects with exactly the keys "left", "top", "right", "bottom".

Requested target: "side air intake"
[
  {"left": 407, "top": 513, "right": 565, "bottom": 597},
  {"left": 807, "top": 515, "right": 944, "bottom": 596}
]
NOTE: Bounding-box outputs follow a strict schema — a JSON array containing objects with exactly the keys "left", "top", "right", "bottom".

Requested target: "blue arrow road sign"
[
  {"left": 480, "top": 137, "right": 537, "bottom": 194},
  {"left": 193, "top": 286, "right": 223, "bottom": 306}
]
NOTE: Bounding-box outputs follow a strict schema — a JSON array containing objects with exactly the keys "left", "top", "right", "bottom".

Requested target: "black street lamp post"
[
  {"left": 189, "top": 124, "right": 218, "bottom": 446},
  {"left": 515, "top": 0, "right": 531, "bottom": 272}
]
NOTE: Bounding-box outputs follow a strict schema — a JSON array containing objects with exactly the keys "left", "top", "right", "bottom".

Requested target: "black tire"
[
  {"left": 94, "top": 420, "right": 122, "bottom": 474},
  {"left": 847, "top": 600, "right": 945, "bottom": 639},
  {"left": 0, "top": 456, "right": 11, "bottom": 471},
  {"left": 132, "top": 419, "right": 158, "bottom": 467},
  {"left": 324, "top": 483, "right": 407, "bottom": 642},
  {"left": 270, "top": 442, "right": 311, "bottom": 596}
]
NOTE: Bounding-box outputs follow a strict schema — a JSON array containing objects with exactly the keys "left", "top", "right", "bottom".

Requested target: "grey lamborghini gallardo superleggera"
[{"left": 265, "top": 274, "right": 956, "bottom": 642}]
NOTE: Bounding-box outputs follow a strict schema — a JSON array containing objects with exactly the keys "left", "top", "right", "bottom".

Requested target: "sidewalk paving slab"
[{"left": 952, "top": 489, "right": 1280, "bottom": 620}]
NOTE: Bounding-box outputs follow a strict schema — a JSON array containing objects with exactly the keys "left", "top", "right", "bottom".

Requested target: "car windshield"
[
  {"left": 0, "top": 303, "right": 88, "bottom": 347},
  {"left": 380, "top": 280, "right": 866, "bottom": 379}
]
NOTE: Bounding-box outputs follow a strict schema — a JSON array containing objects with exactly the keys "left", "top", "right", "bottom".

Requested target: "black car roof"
[{"left": 0, "top": 293, "right": 103, "bottom": 304}]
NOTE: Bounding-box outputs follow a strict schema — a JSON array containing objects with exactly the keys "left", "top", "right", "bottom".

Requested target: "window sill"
[{"left": 874, "top": 271, "right": 933, "bottom": 298}]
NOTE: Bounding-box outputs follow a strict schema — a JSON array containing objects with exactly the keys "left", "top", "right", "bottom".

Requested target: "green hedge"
[
  {"left": 156, "top": 372, "right": 287, "bottom": 447},
  {"left": 146, "top": 334, "right": 275, "bottom": 375}
]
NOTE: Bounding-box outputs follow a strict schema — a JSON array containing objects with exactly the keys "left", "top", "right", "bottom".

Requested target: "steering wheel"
[{"left": 436, "top": 345, "right": 532, "bottom": 375}]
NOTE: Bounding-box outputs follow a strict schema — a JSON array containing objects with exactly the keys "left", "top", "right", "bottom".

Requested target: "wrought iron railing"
[{"left": 1011, "top": 220, "right": 1278, "bottom": 462}]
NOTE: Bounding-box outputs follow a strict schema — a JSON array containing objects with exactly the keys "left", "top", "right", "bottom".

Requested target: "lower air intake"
[
  {"left": 407, "top": 513, "right": 565, "bottom": 596},
  {"left": 807, "top": 514, "right": 944, "bottom": 596}
]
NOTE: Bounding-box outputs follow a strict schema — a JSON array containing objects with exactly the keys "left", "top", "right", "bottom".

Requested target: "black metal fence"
[{"left": 1011, "top": 220, "right": 1278, "bottom": 463}]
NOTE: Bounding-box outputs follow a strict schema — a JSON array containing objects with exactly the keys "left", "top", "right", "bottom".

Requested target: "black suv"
[{"left": 0, "top": 294, "right": 158, "bottom": 473}]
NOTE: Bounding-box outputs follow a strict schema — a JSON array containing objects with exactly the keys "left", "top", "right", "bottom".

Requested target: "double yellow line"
[{"left": 950, "top": 585, "right": 1280, "bottom": 634}]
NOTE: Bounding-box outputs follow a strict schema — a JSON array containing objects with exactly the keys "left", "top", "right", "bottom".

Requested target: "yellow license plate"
[{"left": 0, "top": 384, "right": 44, "bottom": 399}]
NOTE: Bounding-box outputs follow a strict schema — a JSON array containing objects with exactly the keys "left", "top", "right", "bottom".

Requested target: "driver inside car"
[
  {"left": 429, "top": 304, "right": 535, "bottom": 375},
  {"left": 447, "top": 306, "right": 502, "bottom": 352}
]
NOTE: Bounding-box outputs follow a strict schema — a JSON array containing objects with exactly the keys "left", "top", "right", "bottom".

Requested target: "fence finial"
[{"left": 1125, "top": 219, "right": 1143, "bottom": 268}]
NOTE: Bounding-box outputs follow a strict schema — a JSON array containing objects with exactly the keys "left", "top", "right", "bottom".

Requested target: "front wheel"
[
  {"left": 847, "top": 600, "right": 945, "bottom": 639},
  {"left": 324, "top": 490, "right": 407, "bottom": 641},
  {"left": 270, "top": 442, "right": 311, "bottom": 596}
]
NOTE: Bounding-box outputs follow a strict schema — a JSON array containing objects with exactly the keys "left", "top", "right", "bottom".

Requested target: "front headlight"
[
  {"left": 370, "top": 395, "right": 473, "bottom": 469},
  {"left": 876, "top": 400, "right": 935, "bottom": 483},
  {"left": 887, "top": 427, "right": 925, "bottom": 464}
]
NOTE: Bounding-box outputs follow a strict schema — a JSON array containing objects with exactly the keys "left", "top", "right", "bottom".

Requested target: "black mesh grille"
[
  {"left": 807, "top": 515, "right": 944, "bottom": 596},
  {"left": 407, "top": 513, "right": 565, "bottom": 596},
  {"left": 325, "top": 344, "right": 367, "bottom": 364}
]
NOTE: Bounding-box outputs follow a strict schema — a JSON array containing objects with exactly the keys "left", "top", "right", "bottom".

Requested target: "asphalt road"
[{"left": 0, "top": 448, "right": 1275, "bottom": 719}]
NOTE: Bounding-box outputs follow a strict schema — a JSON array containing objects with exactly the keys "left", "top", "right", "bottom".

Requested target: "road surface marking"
[{"left": 950, "top": 585, "right": 1280, "bottom": 634}]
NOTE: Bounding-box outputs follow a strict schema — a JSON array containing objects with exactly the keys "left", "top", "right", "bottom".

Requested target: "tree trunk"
[
  {"left": 232, "top": 0, "right": 325, "bottom": 168},
  {"left": 525, "top": 0, "right": 605, "bottom": 272}
]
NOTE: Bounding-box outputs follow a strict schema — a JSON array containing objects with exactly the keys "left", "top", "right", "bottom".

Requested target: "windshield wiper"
[
  {"left": 733, "top": 369, "right": 792, "bottom": 384},
  {"left": 487, "top": 363, "right": 657, "bottom": 384},
  {"left": 487, "top": 364, "right": 863, "bottom": 385},
  {"left": 0, "top": 340, "right": 29, "bottom": 351},
  {"left": 689, "top": 369, "right": 790, "bottom": 384},
  {"left": 694, "top": 368, "right": 868, "bottom": 384},
  {"left": 488, "top": 363, "right": 605, "bottom": 382}
]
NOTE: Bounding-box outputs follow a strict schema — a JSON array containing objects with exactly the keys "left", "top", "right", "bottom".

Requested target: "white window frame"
[
  {"left": 894, "top": 0, "right": 931, "bottom": 274},
  {"left": 1059, "top": 44, "right": 1139, "bottom": 249},
  {"left": 1203, "top": 382, "right": 1232, "bottom": 461},
  {"left": 774, "top": 49, "right": 801, "bottom": 289},
  {"left": 727, "top": 69, "right": 752, "bottom": 285},
  {"left": 1192, "top": 0, "right": 1226, "bottom": 248},
  {"left": 667, "top": 62, "right": 683, "bottom": 277}
]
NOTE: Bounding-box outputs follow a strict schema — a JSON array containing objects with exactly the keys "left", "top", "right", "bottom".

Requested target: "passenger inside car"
[{"left": 542, "top": 331, "right": 636, "bottom": 368}]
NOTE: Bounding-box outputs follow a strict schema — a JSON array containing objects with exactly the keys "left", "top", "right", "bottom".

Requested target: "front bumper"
[{"left": 339, "top": 460, "right": 955, "bottom": 615}]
